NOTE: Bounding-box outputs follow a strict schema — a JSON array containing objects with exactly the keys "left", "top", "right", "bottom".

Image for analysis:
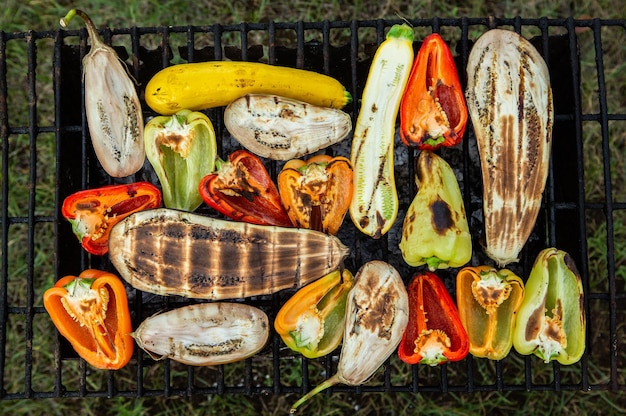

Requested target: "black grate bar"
[
  {"left": 0, "top": 29, "right": 9, "bottom": 400},
  {"left": 23, "top": 29, "right": 38, "bottom": 400},
  {"left": 592, "top": 18, "right": 619, "bottom": 391},
  {"left": 1, "top": 17, "right": 624, "bottom": 43},
  {"left": 565, "top": 16, "right": 591, "bottom": 392}
]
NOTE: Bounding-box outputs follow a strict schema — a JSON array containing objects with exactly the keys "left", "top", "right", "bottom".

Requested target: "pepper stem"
[
  {"left": 425, "top": 256, "right": 444, "bottom": 271},
  {"left": 290, "top": 373, "right": 340, "bottom": 413}
]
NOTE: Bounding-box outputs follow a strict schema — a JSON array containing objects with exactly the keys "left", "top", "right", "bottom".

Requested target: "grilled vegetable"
[
  {"left": 145, "top": 62, "right": 352, "bottom": 115},
  {"left": 60, "top": 9, "right": 144, "bottom": 178},
  {"left": 398, "top": 271, "right": 469, "bottom": 366},
  {"left": 465, "top": 29, "right": 553, "bottom": 266},
  {"left": 43, "top": 269, "right": 134, "bottom": 370},
  {"left": 290, "top": 260, "right": 409, "bottom": 412},
  {"left": 399, "top": 150, "right": 471, "bottom": 270},
  {"left": 456, "top": 266, "right": 524, "bottom": 361},
  {"left": 349, "top": 23, "right": 414, "bottom": 239},
  {"left": 513, "top": 248, "right": 585, "bottom": 365},
  {"left": 224, "top": 94, "right": 352, "bottom": 160},
  {"left": 144, "top": 109, "right": 217, "bottom": 212},
  {"left": 400, "top": 33, "right": 468, "bottom": 150},
  {"left": 275, "top": 269, "right": 354, "bottom": 359},
  {"left": 62, "top": 182, "right": 162, "bottom": 255},
  {"left": 198, "top": 150, "right": 293, "bottom": 227},
  {"left": 108, "top": 208, "right": 349, "bottom": 300},
  {"left": 132, "top": 302, "right": 269, "bottom": 366},
  {"left": 278, "top": 155, "right": 353, "bottom": 235}
]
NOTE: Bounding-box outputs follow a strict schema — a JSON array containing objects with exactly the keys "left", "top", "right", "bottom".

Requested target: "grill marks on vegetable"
[
  {"left": 466, "top": 29, "right": 553, "bottom": 265},
  {"left": 108, "top": 209, "right": 349, "bottom": 300},
  {"left": 350, "top": 270, "right": 402, "bottom": 341},
  {"left": 224, "top": 94, "right": 352, "bottom": 160}
]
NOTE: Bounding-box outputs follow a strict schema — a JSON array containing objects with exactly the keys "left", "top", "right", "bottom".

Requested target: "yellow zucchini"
[
  {"left": 144, "top": 61, "right": 352, "bottom": 115},
  {"left": 349, "top": 24, "right": 414, "bottom": 238}
]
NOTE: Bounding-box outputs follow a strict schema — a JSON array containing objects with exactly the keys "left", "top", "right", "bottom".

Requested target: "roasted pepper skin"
[
  {"left": 43, "top": 269, "right": 134, "bottom": 370},
  {"left": 144, "top": 109, "right": 217, "bottom": 212},
  {"left": 62, "top": 182, "right": 162, "bottom": 255},
  {"left": 278, "top": 155, "right": 353, "bottom": 235},
  {"left": 398, "top": 271, "right": 469, "bottom": 366},
  {"left": 198, "top": 150, "right": 293, "bottom": 227},
  {"left": 456, "top": 266, "right": 524, "bottom": 360},
  {"left": 399, "top": 150, "right": 471, "bottom": 270},
  {"left": 513, "top": 248, "right": 586, "bottom": 365},
  {"left": 275, "top": 269, "right": 354, "bottom": 359},
  {"left": 400, "top": 33, "right": 468, "bottom": 150}
]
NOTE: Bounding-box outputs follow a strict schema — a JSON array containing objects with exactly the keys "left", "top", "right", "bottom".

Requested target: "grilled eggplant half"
[
  {"left": 133, "top": 302, "right": 269, "bottom": 366},
  {"left": 108, "top": 208, "right": 349, "bottom": 299},
  {"left": 465, "top": 29, "right": 553, "bottom": 266}
]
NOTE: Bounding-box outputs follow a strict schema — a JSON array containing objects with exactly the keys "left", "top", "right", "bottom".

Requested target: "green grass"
[{"left": 1, "top": 0, "right": 626, "bottom": 415}]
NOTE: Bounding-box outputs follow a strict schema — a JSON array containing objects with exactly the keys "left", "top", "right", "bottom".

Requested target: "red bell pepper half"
[
  {"left": 400, "top": 33, "right": 468, "bottom": 150},
  {"left": 398, "top": 271, "right": 469, "bottom": 365},
  {"left": 198, "top": 150, "right": 293, "bottom": 227},
  {"left": 62, "top": 182, "right": 162, "bottom": 255}
]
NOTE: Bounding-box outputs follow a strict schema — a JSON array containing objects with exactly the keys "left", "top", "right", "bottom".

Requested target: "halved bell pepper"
[
  {"left": 400, "top": 33, "right": 468, "bottom": 150},
  {"left": 513, "top": 248, "right": 586, "bottom": 365},
  {"left": 275, "top": 269, "right": 354, "bottom": 359},
  {"left": 144, "top": 109, "right": 217, "bottom": 212},
  {"left": 43, "top": 269, "right": 134, "bottom": 370},
  {"left": 399, "top": 150, "right": 472, "bottom": 270},
  {"left": 198, "top": 149, "right": 293, "bottom": 227},
  {"left": 62, "top": 182, "right": 162, "bottom": 255},
  {"left": 456, "top": 266, "right": 524, "bottom": 361},
  {"left": 398, "top": 271, "right": 469, "bottom": 365},
  {"left": 277, "top": 155, "right": 353, "bottom": 235}
]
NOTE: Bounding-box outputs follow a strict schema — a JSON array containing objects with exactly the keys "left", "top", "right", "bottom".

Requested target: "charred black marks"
[
  {"left": 253, "top": 129, "right": 290, "bottom": 149},
  {"left": 163, "top": 223, "right": 187, "bottom": 240},
  {"left": 187, "top": 272, "right": 214, "bottom": 288},
  {"left": 430, "top": 198, "right": 454, "bottom": 234},
  {"left": 525, "top": 293, "right": 547, "bottom": 341},
  {"left": 185, "top": 339, "right": 244, "bottom": 357}
]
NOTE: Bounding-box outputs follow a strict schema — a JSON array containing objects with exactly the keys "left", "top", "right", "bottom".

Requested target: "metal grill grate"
[{"left": 1, "top": 17, "right": 625, "bottom": 400}]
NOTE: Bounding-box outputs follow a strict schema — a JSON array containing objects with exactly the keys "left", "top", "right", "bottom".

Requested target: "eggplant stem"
[
  {"left": 60, "top": 9, "right": 104, "bottom": 49},
  {"left": 290, "top": 373, "right": 340, "bottom": 413}
]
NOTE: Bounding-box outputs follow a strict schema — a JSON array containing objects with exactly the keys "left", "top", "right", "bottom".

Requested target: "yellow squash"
[{"left": 145, "top": 61, "right": 352, "bottom": 115}]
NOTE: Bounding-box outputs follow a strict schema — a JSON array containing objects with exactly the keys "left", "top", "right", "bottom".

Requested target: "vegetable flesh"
[
  {"left": 349, "top": 23, "right": 415, "bottom": 239},
  {"left": 465, "top": 28, "right": 553, "bottom": 266},
  {"left": 60, "top": 9, "right": 145, "bottom": 178},
  {"left": 224, "top": 94, "right": 352, "bottom": 160},
  {"left": 108, "top": 208, "right": 349, "bottom": 300},
  {"left": 133, "top": 303, "right": 269, "bottom": 366},
  {"left": 290, "top": 260, "right": 409, "bottom": 412}
]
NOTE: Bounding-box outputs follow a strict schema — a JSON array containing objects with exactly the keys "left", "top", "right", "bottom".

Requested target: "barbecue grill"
[{"left": 1, "top": 16, "right": 625, "bottom": 405}]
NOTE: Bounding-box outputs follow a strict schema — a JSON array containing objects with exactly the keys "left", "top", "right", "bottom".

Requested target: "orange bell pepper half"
[
  {"left": 62, "top": 182, "right": 162, "bottom": 255},
  {"left": 43, "top": 269, "right": 134, "bottom": 370},
  {"left": 400, "top": 33, "right": 468, "bottom": 150},
  {"left": 398, "top": 271, "right": 469, "bottom": 366},
  {"left": 456, "top": 266, "right": 524, "bottom": 361},
  {"left": 277, "top": 155, "right": 353, "bottom": 235}
]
